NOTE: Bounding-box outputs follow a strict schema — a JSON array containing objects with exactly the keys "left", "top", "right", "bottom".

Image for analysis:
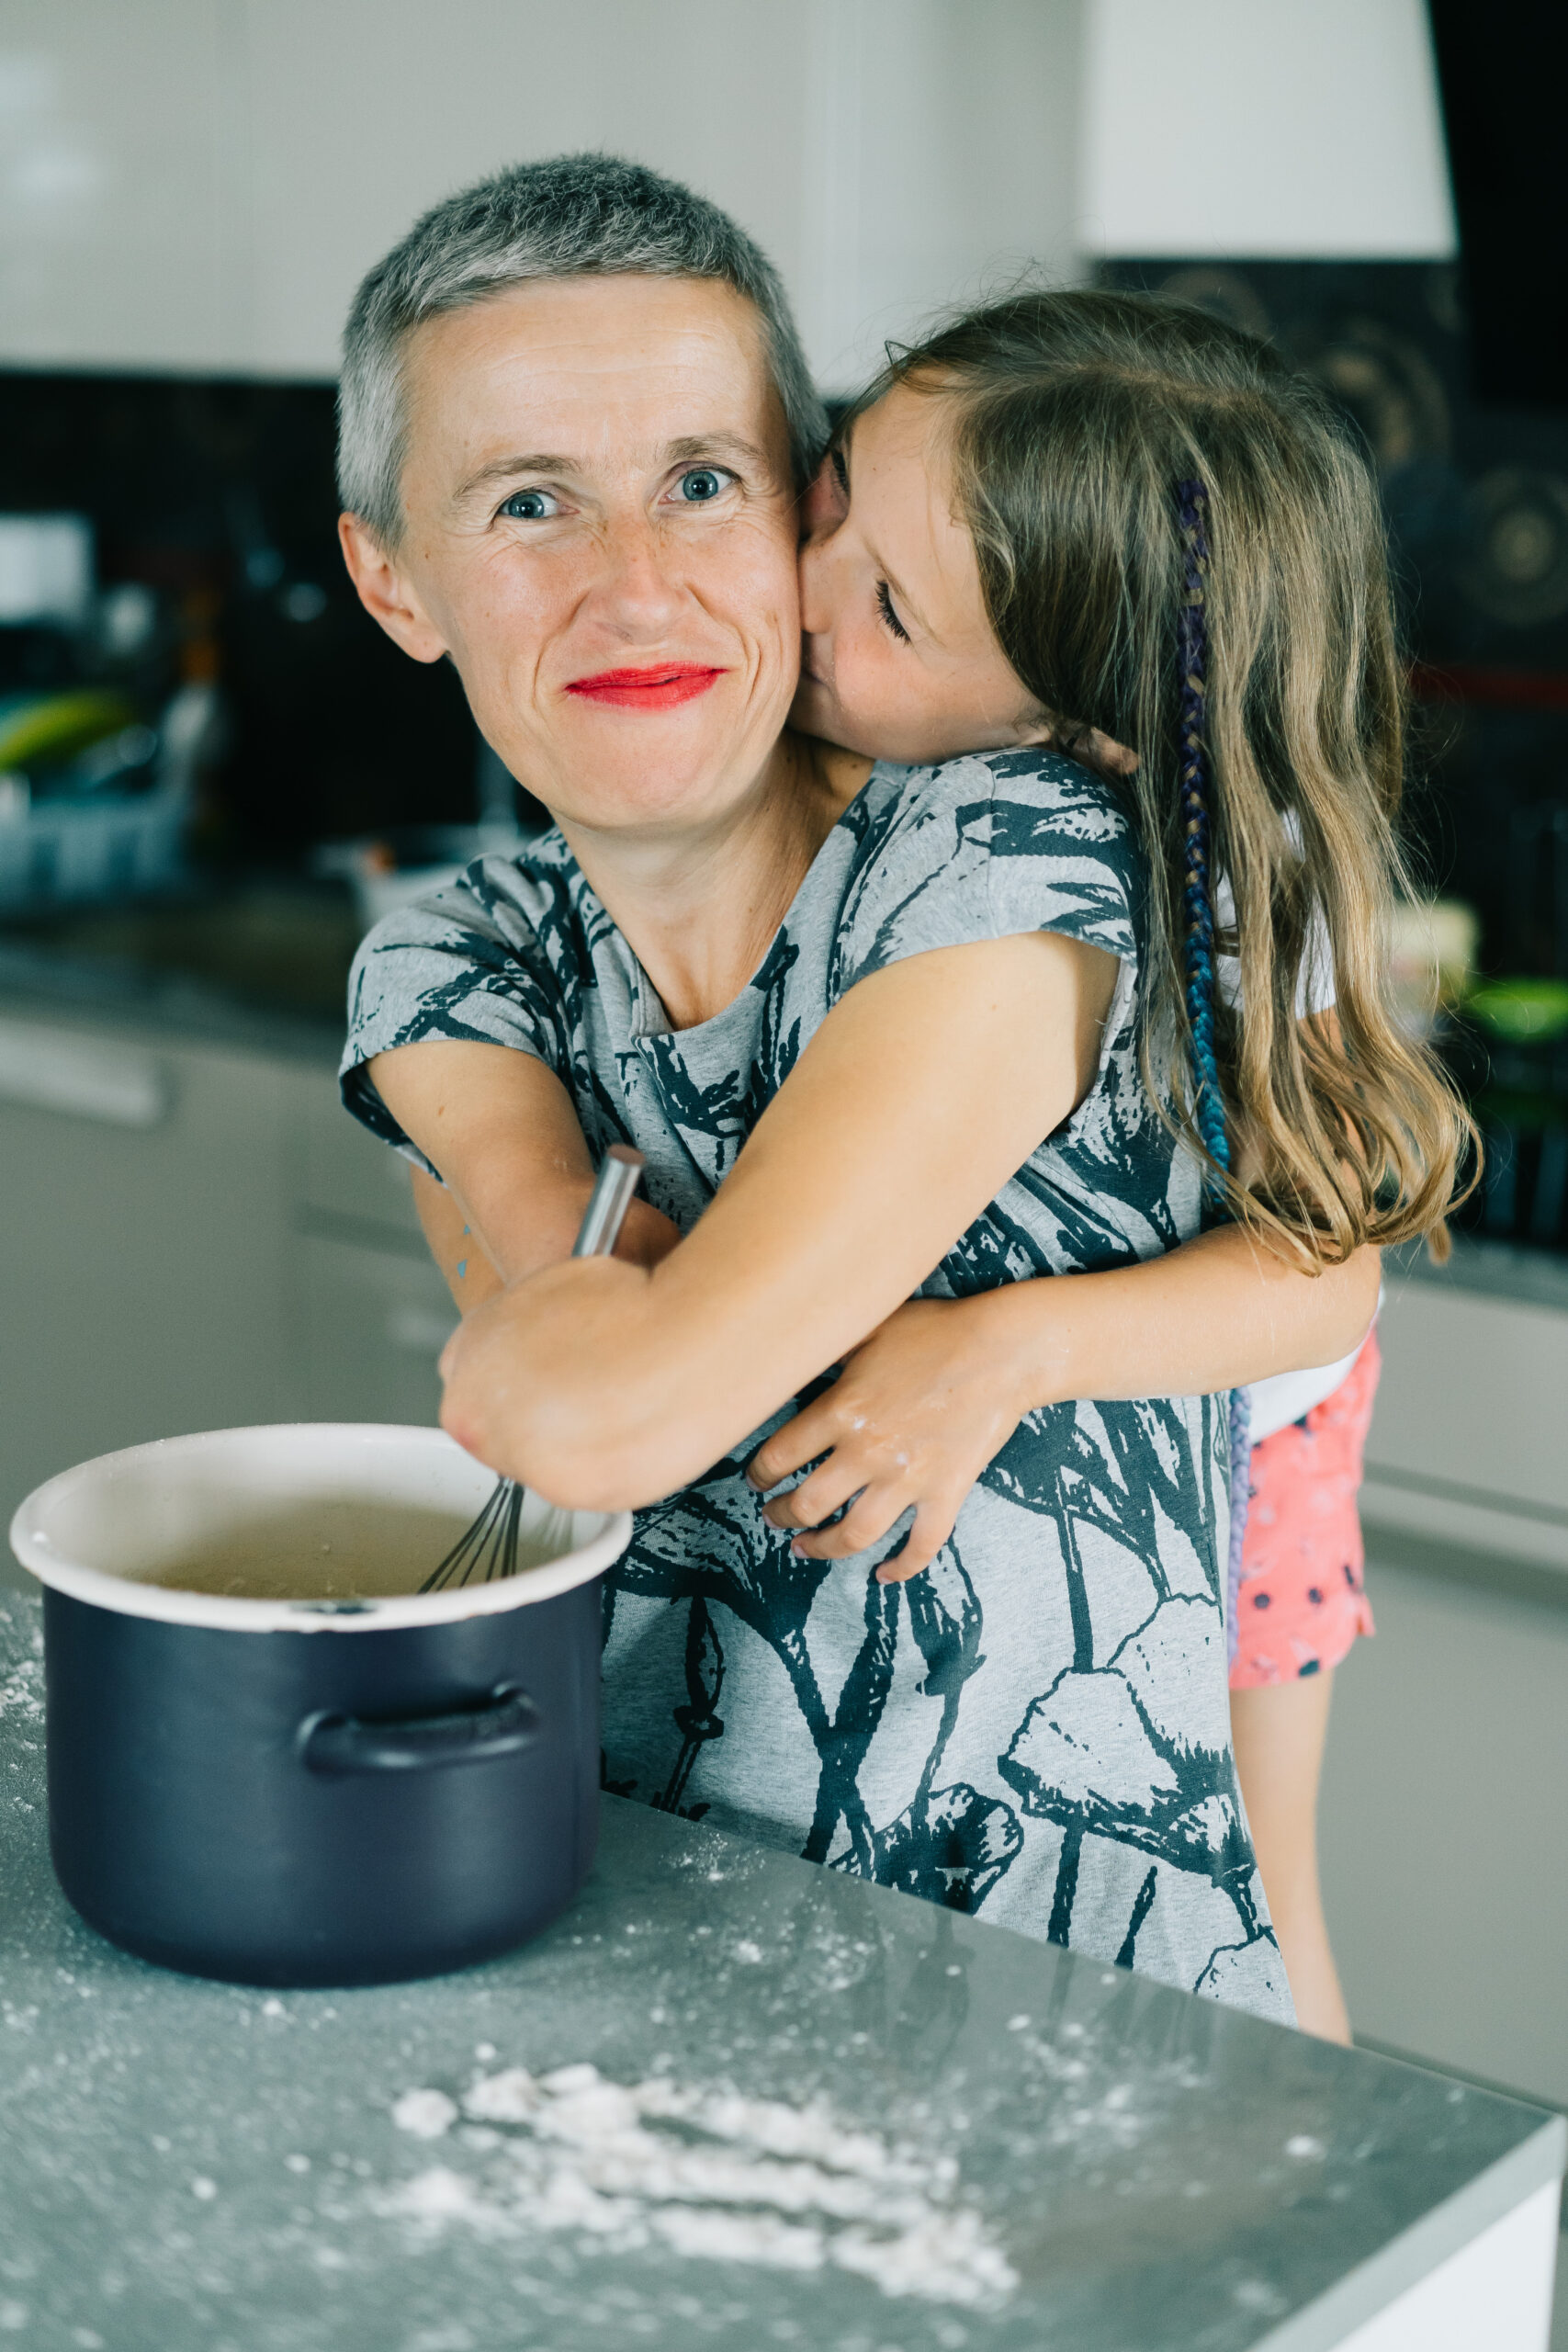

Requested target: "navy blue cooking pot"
[{"left": 9, "top": 1424, "right": 629, "bottom": 1988}]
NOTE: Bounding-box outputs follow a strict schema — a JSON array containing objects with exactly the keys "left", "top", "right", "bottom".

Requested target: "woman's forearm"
[
  {"left": 370, "top": 1043, "right": 602, "bottom": 1281},
  {"left": 412, "top": 1165, "right": 505, "bottom": 1311},
  {"left": 372, "top": 1042, "right": 682, "bottom": 1290},
  {"left": 978, "top": 1227, "right": 1381, "bottom": 1415}
]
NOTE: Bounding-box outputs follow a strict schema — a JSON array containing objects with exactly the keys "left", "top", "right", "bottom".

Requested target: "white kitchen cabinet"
[
  {"left": 294, "top": 1230, "right": 453, "bottom": 1429},
  {"left": 0, "top": 1011, "right": 296, "bottom": 1530},
  {"left": 1320, "top": 1554, "right": 1568, "bottom": 2110},
  {"left": 0, "top": 1003, "right": 455, "bottom": 1591},
  {"left": 0, "top": 0, "right": 240, "bottom": 373},
  {"left": 1363, "top": 1251, "right": 1568, "bottom": 1574},
  {"left": 0, "top": 0, "right": 1082, "bottom": 392},
  {"left": 293, "top": 1060, "right": 427, "bottom": 1245},
  {"left": 1300, "top": 1246, "right": 1568, "bottom": 2109},
  {"left": 288, "top": 1048, "right": 456, "bottom": 1421}
]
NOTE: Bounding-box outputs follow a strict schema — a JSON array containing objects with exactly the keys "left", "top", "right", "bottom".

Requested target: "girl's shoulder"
[
  {"left": 857, "top": 743, "right": 1136, "bottom": 842},
  {"left": 831, "top": 748, "right": 1144, "bottom": 995}
]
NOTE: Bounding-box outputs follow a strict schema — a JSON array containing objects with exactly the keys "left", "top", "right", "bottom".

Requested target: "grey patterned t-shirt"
[{"left": 342, "top": 751, "right": 1292, "bottom": 2025}]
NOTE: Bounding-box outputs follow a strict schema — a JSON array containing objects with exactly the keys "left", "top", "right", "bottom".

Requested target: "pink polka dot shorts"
[{"left": 1230, "top": 1330, "right": 1380, "bottom": 1690}]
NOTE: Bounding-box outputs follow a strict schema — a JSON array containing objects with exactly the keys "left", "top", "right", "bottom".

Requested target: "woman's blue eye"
[
  {"left": 499, "top": 488, "right": 558, "bottom": 521},
  {"left": 672, "top": 467, "right": 731, "bottom": 503}
]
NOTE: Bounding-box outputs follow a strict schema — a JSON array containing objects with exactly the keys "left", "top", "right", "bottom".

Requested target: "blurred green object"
[
  {"left": 1466, "top": 978, "right": 1568, "bottom": 1044},
  {"left": 0, "top": 690, "right": 135, "bottom": 775}
]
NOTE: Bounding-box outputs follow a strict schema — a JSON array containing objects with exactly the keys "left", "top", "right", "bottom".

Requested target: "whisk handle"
[{"left": 571, "top": 1144, "right": 646, "bottom": 1259}]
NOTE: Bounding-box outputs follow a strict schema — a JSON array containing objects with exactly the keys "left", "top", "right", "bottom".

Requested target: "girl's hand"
[{"left": 745, "top": 1294, "right": 1032, "bottom": 1582}]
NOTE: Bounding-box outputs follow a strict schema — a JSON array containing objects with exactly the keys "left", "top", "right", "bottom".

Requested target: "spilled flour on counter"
[
  {"left": 0, "top": 1611, "right": 43, "bottom": 1727},
  {"left": 381, "top": 2061, "right": 1016, "bottom": 2308}
]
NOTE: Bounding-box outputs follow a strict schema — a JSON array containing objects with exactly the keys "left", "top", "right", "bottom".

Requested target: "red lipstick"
[{"left": 565, "top": 663, "right": 725, "bottom": 710}]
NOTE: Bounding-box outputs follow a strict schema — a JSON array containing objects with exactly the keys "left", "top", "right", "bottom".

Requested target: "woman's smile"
[{"left": 565, "top": 662, "right": 728, "bottom": 709}]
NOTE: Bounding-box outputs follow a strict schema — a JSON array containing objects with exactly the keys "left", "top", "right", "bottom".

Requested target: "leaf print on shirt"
[{"left": 834, "top": 1543, "right": 1024, "bottom": 1915}]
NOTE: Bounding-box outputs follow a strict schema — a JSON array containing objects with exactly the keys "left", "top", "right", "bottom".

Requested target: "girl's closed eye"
[{"left": 876, "top": 579, "right": 910, "bottom": 643}]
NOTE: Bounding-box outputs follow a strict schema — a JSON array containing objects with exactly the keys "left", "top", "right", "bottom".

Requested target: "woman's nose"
[{"left": 595, "top": 515, "right": 682, "bottom": 634}]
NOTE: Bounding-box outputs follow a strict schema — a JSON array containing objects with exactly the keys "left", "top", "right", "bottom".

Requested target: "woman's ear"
[{"left": 338, "top": 513, "right": 449, "bottom": 664}]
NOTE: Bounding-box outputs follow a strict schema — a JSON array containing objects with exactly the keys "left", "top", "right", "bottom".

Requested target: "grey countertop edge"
[
  {"left": 1263, "top": 2109, "right": 1567, "bottom": 2352},
  {"left": 0, "top": 945, "right": 344, "bottom": 1066}
]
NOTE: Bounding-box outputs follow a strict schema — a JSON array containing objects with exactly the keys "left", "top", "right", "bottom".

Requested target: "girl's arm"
[
  {"left": 380, "top": 1018, "right": 1376, "bottom": 1575},
  {"left": 749, "top": 1229, "right": 1380, "bottom": 1579},
  {"left": 437, "top": 928, "right": 1119, "bottom": 1509}
]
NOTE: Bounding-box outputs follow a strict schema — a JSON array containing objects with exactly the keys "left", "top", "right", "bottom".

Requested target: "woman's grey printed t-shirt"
[{"left": 341, "top": 751, "right": 1292, "bottom": 2024}]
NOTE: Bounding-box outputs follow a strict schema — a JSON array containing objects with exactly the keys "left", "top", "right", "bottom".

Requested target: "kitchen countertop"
[
  {"left": 0, "top": 1597, "right": 1561, "bottom": 2352},
  {"left": 1394, "top": 1231, "right": 1568, "bottom": 1315},
  {"left": 0, "top": 882, "right": 358, "bottom": 1063}
]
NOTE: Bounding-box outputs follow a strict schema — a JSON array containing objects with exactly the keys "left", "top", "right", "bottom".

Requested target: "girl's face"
[{"left": 791, "top": 380, "right": 1049, "bottom": 765}]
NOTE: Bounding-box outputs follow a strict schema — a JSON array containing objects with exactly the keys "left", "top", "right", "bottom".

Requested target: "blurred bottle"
[{"left": 1388, "top": 897, "right": 1479, "bottom": 1037}]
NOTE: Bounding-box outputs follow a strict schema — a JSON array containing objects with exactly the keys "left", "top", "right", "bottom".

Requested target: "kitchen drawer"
[
  {"left": 1322, "top": 1556, "right": 1568, "bottom": 2106},
  {"left": 295, "top": 1229, "right": 457, "bottom": 1428},
  {"left": 1364, "top": 1275, "right": 1568, "bottom": 1571},
  {"left": 0, "top": 1021, "right": 294, "bottom": 1523}
]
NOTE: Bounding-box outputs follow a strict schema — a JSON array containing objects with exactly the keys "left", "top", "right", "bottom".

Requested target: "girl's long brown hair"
[{"left": 860, "top": 289, "right": 1473, "bottom": 1266}]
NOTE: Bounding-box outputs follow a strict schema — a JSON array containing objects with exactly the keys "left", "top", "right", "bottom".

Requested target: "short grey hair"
[{"left": 338, "top": 152, "right": 827, "bottom": 544}]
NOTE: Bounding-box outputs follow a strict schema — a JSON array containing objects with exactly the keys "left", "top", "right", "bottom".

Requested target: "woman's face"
[
  {"left": 791, "top": 381, "right": 1048, "bottom": 765},
  {"left": 340, "top": 275, "right": 803, "bottom": 843}
]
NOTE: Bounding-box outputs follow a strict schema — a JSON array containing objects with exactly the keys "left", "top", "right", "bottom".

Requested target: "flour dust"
[{"left": 382, "top": 2060, "right": 1016, "bottom": 2309}]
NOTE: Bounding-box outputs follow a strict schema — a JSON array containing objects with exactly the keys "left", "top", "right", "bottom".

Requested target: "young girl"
[
  {"left": 759, "top": 294, "right": 1450, "bottom": 2038},
  {"left": 344, "top": 290, "right": 1464, "bottom": 2023}
]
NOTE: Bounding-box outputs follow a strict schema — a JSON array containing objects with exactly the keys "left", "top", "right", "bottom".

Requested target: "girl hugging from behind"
[{"left": 342, "top": 289, "right": 1468, "bottom": 2031}]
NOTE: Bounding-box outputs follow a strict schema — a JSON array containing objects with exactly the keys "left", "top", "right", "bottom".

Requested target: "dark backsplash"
[
  {"left": 0, "top": 370, "right": 479, "bottom": 863},
  {"left": 1097, "top": 259, "right": 1568, "bottom": 981}
]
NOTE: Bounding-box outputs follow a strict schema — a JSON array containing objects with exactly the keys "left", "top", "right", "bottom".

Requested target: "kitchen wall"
[{"left": 0, "top": 0, "right": 1081, "bottom": 396}]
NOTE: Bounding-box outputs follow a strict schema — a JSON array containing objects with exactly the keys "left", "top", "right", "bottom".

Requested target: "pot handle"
[{"left": 299, "top": 1684, "right": 542, "bottom": 1776}]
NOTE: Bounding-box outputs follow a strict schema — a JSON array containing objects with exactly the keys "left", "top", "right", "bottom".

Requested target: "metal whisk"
[{"left": 421, "top": 1145, "right": 646, "bottom": 1593}]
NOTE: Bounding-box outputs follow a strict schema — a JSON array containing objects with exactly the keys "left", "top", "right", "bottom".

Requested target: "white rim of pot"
[{"left": 8, "top": 1423, "right": 632, "bottom": 1634}]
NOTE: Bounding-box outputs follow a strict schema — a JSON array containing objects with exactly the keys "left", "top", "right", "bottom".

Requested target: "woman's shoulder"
[
  {"left": 357, "top": 826, "right": 606, "bottom": 970},
  {"left": 341, "top": 828, "right": 607, "bottom": 1113},
  {"left": 463, "top": 825, "right": 583, "bottom": 929}
]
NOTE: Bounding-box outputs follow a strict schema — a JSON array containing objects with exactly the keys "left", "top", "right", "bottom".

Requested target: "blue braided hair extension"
[{"left": 1177, "top": 479, "right": 1252, "bottom": 1661}]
